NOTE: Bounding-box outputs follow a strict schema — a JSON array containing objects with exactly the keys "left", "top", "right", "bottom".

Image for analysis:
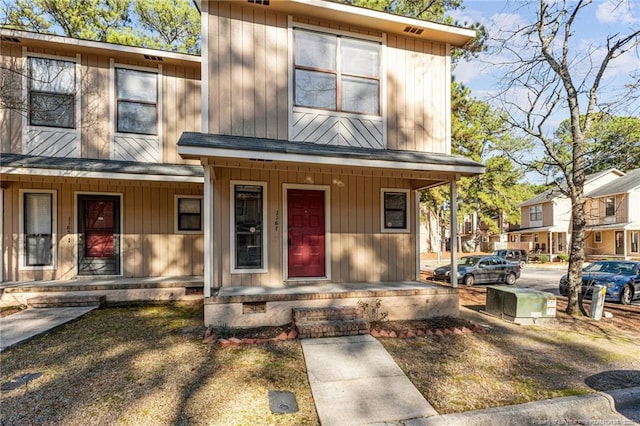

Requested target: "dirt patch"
[{"left": 1, "top": 305, "right": 27, "bottom": 317}]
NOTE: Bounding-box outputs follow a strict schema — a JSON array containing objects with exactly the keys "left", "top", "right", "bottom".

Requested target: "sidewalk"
[
  {"left": 0, "top": 306, "right": 97, "bottom": 352},
  {"left": 301, "top": 334, "right": 438, "bottom": 425}
]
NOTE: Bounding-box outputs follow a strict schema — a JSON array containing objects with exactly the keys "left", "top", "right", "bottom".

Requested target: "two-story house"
[
  {"left": 0, "top": 30, "right": 204, "bottom": 300},
  {"left": 508, "top": 169, "right": 626, "bottom": 260},
  {"left": 177, "top": 0, "right": 483, "bottom": 326},
  {"left": 585, "top": 169, "right": 640, "bottom": 260}
]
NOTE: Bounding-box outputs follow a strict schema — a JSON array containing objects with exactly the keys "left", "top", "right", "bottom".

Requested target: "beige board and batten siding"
[
  {"left": 0, "top": 39, "right": 201, "bottom": 164},
  {"left": 1, "top": 176, "right": 203, "bottom": 282},
  {"left": 205, "top": 2, "right": 450, "bottom": 154},
  {"left": 209, "top": 166, "right": 415, "bottom": 288}
]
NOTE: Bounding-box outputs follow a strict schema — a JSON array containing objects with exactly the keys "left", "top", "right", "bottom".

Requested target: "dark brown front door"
[
  {"left": 287, "top": 189, "right": 325, "bottom": 278},
  {"left": 78, "top": 195, "right": 121, "bottom": 275},
  {"left": 616, "top": 231, "right": 625, "bottom": 255}
]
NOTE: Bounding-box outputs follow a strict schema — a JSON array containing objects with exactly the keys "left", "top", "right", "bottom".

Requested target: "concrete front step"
[
  {"left": 293, "top": 306, "right": 364, "bottom": 322},
  {"left": 26, "top": 295, "right": 106, "bottom": 308},
  {"left": 296, "top": 319, "right": 370, "bottom": 339},
  {"left": 293, "top": 306, "right": 370, "bottom": 339}
]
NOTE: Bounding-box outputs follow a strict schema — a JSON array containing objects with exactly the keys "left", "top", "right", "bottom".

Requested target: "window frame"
[
  {"left": 605, "top": 197, "right": 615, "bottom": 217},
  {"left": 380, "top": 188, "right": 410, "bottom": 233},
  {"left": 27, "top": 55, "right": 78, "bottom": 129},
  {"left": 292, "top": 26, "right": 382, "bottom": 116},
  {"left": 175, "top": 195, "right": 203, "bottom": 234},
  {"left": 230, "top": 181, "right": 268, "bottom": 274},
  {"left": 19, "top": 189, "right": 57, "bottom": 271},
  {"left": 594, "top": 231, "right": 602, "bottom": 243},
  {"left": 529, "top": 205, "right": 543, "bottom": 222},
  {"left": 631, "top": 231, "right": 639, "bottom": 254},
  {"left": 114, "top": 66, "right": 159, "bottom": 136}
]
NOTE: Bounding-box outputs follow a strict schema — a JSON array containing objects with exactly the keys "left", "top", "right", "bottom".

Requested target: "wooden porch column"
[
  {"left": 549, "top": 232, "right": 554, "bottom": 259},
  {"left": 450, "top": 179, "right": 458, "bottom": 288},
  {"left": 624, "top": 231, "right": 628, "bottom": 260},
  {"left": 414, "top": 189, "right": 421, "bottom": 281},
  {"left": 203, "top": 163, "right": 215, "bottom": 297}
]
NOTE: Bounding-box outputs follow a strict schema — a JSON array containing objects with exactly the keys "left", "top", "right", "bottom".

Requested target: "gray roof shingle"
[{"left": 587, "top": 169, "right": 640, "bottom": 198}]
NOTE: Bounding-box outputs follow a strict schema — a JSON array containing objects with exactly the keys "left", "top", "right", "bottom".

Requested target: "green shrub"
[
  {"left": 537, "top": 254, "right": 550, "bottom": 263},
  {"left": 557, "top": 253, "right": 569, "bottom": 262}
]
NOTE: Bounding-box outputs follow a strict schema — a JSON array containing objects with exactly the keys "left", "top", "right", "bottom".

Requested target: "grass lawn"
[
  {"left": 0, "top": 304, "right": 318, "bottom": 425},
  {"left": 2, "top": 300, "right": 639, "bottom": 423}
]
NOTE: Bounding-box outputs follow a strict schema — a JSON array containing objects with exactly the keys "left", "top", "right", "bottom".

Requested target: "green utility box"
[{"left": 485, "top": 286, "right": 556, "bottom": 324}]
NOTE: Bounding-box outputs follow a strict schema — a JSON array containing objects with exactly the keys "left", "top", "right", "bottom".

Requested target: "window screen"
[{"left": 24, "top": 193, "right": 53, "bottom": 266}]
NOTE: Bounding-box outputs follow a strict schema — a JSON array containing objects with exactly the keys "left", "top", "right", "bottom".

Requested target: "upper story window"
[
  {"left": 28, "top": 57, "right": 75, "bottom": 128},
  {"left": 529, "top": 205, "right": 542, "bottom": 222},
  {"left": 605, "top": 197, "right": 615, "bottom": 217},
  {"left": 294, "top": 28, "right": 381, "bottom": 116},
  {"left": 116, "top": 68, "right": 158, "bottom": 135}
]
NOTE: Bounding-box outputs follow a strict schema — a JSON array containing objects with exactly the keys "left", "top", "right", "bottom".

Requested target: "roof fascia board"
[
  {"left": 1, "top": 167, "right": 204, "bottom": 183},
  {"left": 178, "top": 145, "right": 485, "bottom": 175},
  {"left": 1, "top": 29, "right": 201, "bottom": 64},
  {"left": 235, "top": 0, "right": 475, "bottom": 47}
]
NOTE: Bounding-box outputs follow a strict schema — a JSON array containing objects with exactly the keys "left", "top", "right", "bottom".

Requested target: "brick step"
[
  {"left": 292, "top": 306, "right": 364, "bottom": 322},
  {"left": 26, "top": 295, "right": 106, "bottom": 308},
  {"left": 295, "top": 319, "right": 370, "bottom": 339}
]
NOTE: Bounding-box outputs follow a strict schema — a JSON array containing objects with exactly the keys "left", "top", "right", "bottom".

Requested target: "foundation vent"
[
  {"left": 243, "top": 302, "right": 267, "bottom": 314},
  {"left": 144, "top": 54, "right": 163, "bottom": 61},
  {"left": 403, "top": 26, "right": 424, "bottom": 35}
]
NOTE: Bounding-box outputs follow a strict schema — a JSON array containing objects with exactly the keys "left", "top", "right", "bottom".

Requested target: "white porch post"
[
  {"left": 414, "top": 189, "right": 421, "bottom": 281},
  {"left": 549, "top": 232, "right": 554, "bottom": 260},
  {"left": 203, "top": 163, "right": 215, "bottom": 297},
  {"left": 624, "top": 230, "right": 628, "bottom": 260},
  {"left": 450, "top": 179, "right": 458, "bottom": 288}
]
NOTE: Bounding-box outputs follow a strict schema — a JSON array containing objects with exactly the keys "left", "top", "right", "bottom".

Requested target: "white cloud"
[{"left": 596, "top": 0, "right": 640, "bottom": 24}]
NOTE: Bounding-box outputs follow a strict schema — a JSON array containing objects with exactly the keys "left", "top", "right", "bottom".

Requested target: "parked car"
[
  {"left": 559, "top": 260, "right": 640, "bottom": 305},
  {"left": 432, "top": 255, "right": 521, "bottom": 286},
  {"left": 493, "top": 249, "right": 528, "bottom": 268}
]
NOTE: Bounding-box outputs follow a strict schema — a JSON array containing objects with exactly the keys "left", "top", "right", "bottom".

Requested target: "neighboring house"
[
  {"left": 0, "top": 30, "right": 204, "bottom": 287},
  {"left": 178, "top": 0, "right": 483, "bottom": 326},
  {"left": 585, "top": 169, "right": 640, "bottom": 260},
  {"left": 508, "top": 169, "right": 627, "bottom": 260}
]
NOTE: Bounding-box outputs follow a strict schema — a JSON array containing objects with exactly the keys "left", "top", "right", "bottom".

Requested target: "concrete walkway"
[
  {"left": 301, "top": 334, "right": 438, "bottom": 425},
  {"left": 0, "top": 306, "right": 97, "bottom": 352}
]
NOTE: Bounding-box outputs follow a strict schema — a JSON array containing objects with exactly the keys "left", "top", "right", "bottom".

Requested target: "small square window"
[
  {"left": 381, "top": 189, "right": 409, "bottom": 232},
  {"left": 529, "top": 205, "right": 542, "bottom": 222},
  {"left": 176, "top": 197, "right": 202, "bottom": 232}
]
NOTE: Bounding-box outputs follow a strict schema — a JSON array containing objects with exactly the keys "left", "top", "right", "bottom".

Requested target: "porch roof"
[
  {"left": 0, "top": 153, "right": 204, "bottom": 183},
  {"left": 586, "top": 222, "right": 638, "bottom": 231},
  {"left": 177, "top": 132, "right": 485, "bottom": 177},
  {"left": 508, "top": 226, "right": 565, "bottom": 234}
]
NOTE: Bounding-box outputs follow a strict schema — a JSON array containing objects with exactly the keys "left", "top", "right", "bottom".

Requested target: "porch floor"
[
  {"left": 210, "top": 280, "right": 451, "bottom": 303},
  {"left": 1, "top": 276, "right": 203, "bottom": 307}
]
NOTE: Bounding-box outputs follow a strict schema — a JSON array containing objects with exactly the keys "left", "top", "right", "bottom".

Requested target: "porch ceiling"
[{"left": 177, "top": 132, "right": 485, "bottom": 179}]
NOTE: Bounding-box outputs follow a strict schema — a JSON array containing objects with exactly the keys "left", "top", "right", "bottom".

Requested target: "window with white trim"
[
  {"left": 605, "top": 197, "right": 615, "bottom": 217},
  {"left": 294, "top": 28, "right": 381, "bottom": 115},
  {"left": 176, "top": 196, "right": 202, "bottom": 232},
  {"left": 28, "top": 57, "right": 75, "bottom": 128},
  {"left": 529, "top": 205, "right": 542, "bottom": 222},
  {"left": 116, "top": 68, "right": 158, "bottom": 135},
  {"left": 232, "top": 183, "right": 266, "bottom": 271},
  {"left": 23, "top": 191, "right": 55, "bottom": 267},
  {"left": 381, "top": 189, "right": 409, "bottom": 232},
  {"left": 595, "top": 231, "right": 602, "bottom": 243},
  {"left": 632, "top": 231, "right": 639, "bottom": 253}
]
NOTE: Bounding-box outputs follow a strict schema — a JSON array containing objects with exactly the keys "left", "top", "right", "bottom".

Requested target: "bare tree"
[{"left": 494, "top": 0, "right": 640, "bottom": 314}]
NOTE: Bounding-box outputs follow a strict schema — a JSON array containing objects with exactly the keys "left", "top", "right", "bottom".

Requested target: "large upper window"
[
  {"left": 232, "top": 183, "right": 266, "bottom": 272},
  {"left": 116, "top": 68, "right": 158, "bottom": 135},
  {"left": 605, "top": 197, "right": 615, "bottom": 217},
  {"left": 28, "top": 57, "right": 75, "bottom": 128},
  {"left": 529, "top": 205, "right": 542, "bottom": 222},
  {"left": 294, "top": 28, "right": 380, "bottom": 116}
]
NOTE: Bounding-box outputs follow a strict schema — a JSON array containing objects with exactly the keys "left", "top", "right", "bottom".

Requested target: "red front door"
[
  {"left": 287, "top": 189, "right": 325, "bottom": 278},
  {"left": 78, "top": 195, "right": 121, "bottom": 275}
]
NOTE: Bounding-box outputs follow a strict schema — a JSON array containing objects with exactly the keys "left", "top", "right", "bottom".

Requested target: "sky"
[
  {"left": 452, "top": 0, "right": 640, "bottom": 111},
  {"left": 447, "top": 0, "right": 640, "bottom": 182}
]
